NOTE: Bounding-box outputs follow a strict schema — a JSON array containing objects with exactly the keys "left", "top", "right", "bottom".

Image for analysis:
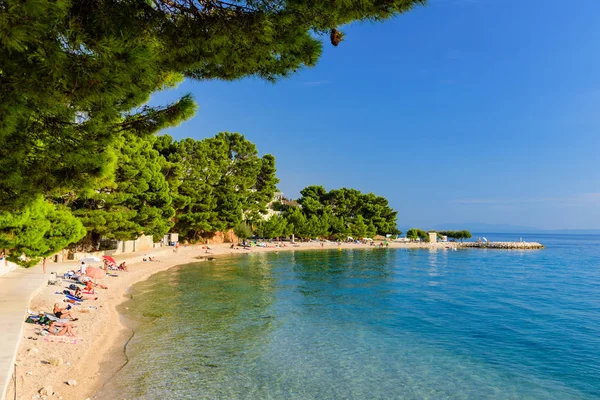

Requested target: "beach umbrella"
[
  {"left": 102, "top": 255, "right": 116, "bottom": 264},
  {"left": 80, "top": 256, "right": 101, "bottom": 263},
  {"left": 85, "top": 266, "right": 106, "bottom": 280}
]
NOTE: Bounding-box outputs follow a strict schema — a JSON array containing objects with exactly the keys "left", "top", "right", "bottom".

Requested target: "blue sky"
[{"left": 149, "top": 0, "right": 600, "bottom": 231}]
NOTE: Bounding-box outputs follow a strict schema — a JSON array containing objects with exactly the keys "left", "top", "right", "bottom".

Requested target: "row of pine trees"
[{"left": 0, "top": 132, "right": 278, "bottom": 266}]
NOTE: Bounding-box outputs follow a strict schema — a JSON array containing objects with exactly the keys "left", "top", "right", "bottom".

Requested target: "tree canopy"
[
  {"left": 406, "top": 228, "right": 429, "bottom": 242},
  {"left": 0, "top": 197, "right": 86, "bottom": 266},
  {"left": 68, "top": 132, "right": 175, "bottom": 245},
  {"left": 0, "top": 0, "right": 427, "bottom": 264},
  {"left": 275, "top": 186, "right": 399, "bottom": 240},
  {"left": 438, "top": 230, "right": 472, "bottom": 242},
  {"left": 0, "top": 0, "right": 425, "bottom": 210},
  {"left": 155, "top": 133, "right": 279, "bottom": 241}
]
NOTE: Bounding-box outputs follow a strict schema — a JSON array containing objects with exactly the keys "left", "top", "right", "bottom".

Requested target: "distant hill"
[
  {"left": 433, "top": 223, "right": 541, "bottom": 234},
  {"left": 403, "top": 223, "right": 600, "bottom": 235}
]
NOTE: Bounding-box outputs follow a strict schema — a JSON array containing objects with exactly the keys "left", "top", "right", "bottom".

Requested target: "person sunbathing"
[
  {"left": 54, "top": 303, "right": 77, "bottom": 321},
  {"left": 49, "top": 321, "right": 76, "bottom": 336},
  {"left": 83, "top": 280, "right": 95, "bottom": 294}
]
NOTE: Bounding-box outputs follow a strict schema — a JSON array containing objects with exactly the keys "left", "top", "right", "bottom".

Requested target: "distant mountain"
[
  {"left": 432, "top": 223, "right": 541, "bottom": 234},
  {"left": 420, "top": 223, "right": 600, "bottom": 235}
]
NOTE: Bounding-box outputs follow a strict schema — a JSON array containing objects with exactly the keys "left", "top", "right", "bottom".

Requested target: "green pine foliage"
[
  {"left": 282, "top": 186, "right": 399, "bottom": 240},
  {"left": 0, "top": 0, "right": 424, "bottom": 210},
  {"left": 0, "top": 0, "right": 425, "bottom": 263},
  {"left": 406, "top": 228, "right": 429, "bottom": 242},
  {"left": 255, "top": 215, "right": 289, "bottom": 239},
  {"left": 0, "top": 197, "right": 86, "bottom": 266},
  {"left": 155, "top": 132, "right": 279, "bottom": 242},
  {"left": 69, "top": 132, "right": 175, "bottom": 245},
  {"left": 438, "top": 230, "right": 472, "bottom": 242}
]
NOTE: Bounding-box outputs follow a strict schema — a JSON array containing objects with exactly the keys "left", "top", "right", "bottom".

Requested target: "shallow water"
[{"left": 98, "top": 234, "right": 600, "bottom": 399}]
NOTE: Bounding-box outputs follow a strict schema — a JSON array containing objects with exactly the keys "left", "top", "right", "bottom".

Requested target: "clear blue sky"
[{"left": 149, "top": 0, "right": 600, "bottom": 231}]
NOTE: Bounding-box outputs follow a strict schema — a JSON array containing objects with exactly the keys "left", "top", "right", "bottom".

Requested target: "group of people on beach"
[{"left": 29, "top": 258, "right": 128, "bottom": 338}]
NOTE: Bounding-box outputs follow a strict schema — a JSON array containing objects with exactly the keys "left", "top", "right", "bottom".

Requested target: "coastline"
[{"left": 5, "top": 240, "right": 530, "bottom": 399}]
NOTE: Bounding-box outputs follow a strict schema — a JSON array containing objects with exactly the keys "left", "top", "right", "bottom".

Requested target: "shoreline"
[{"left": 5, "top": 240, "right": 539, "bottom": 399}]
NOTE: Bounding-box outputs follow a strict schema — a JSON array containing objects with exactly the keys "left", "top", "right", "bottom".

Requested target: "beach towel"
[
  {"left": 65, "top": 294, "right": 83, "bottom": 302},
  {"left": 44, "top": 313, "right": 71, "bottom": 324}
]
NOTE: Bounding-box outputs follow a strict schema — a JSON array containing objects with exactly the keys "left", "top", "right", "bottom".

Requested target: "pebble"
[
  {"left": 39, "top": 385, "right": 53, "bottom": 395},
  {"left": 48, "top": 357, "right": 64, "bottom": 367},
  {"left": 67, "top": 379, "right": 77, "bottom": 386},
  {"left": 26, "top": 371, "right": 33, "bottom": 375}
]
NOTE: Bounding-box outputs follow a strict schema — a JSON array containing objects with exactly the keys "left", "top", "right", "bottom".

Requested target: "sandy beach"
[{"left": 6, "top": 240, "right": 443, "bottom": 400}]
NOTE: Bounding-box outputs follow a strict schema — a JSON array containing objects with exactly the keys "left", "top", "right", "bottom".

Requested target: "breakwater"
[{"left": 459, "top": 242, "right": 544, "bottom": 249}]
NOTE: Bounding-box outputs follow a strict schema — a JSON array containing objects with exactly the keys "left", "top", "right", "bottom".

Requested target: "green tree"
[
  {"left": 438, "top": 230, "right": 472, "bottom": 242},
  {"left": 460, "top": 230, "right": 473, "bottom": 242},
  {"left": 406, "top": 228, "right": 429, "bottom": 242},
  {"left": 248, "top": 154, "right": 280, "bottom": 219},
  {"left": 285, "top": 207, "right": 310, "bottom": 240},
  {"left": 296, "top": 186, "right": 399, "bottom": 238},
  {"left": 234, "top": 222, "right": 253, "bottom": 241},
  {"left": 158, "top": 133, "right": 275, "bottom": 241},
  {"left": 256, "top": 215, "right": 288, "bottom": 239},
  {"left": 350, "top": 215, "right": 369, "bottom": 239},
  {"left": 0, "top": 197, "right": 85, "bottom": 266},
  {"left": 0, "top": 0, "right": 424, "bottom": 211},
  {"left": 69, "top": 132, "right": 175, "bottom": 246}
]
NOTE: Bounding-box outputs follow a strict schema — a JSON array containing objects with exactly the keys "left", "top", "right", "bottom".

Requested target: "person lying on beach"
[
  {"left": 48, "top": 321, "right": 76, "bottom": 336},
  {"left": 83, "top": 280, "right": 95, "bottom": 294},
  {"left": 54, "top": 303, "right": 77, "bottom": 321},
  {"left": 63, "top": 288, "right": 83, "bottom": 300},
  {"left": 65, "top": 287, "right": 97, "bottom": 301}
]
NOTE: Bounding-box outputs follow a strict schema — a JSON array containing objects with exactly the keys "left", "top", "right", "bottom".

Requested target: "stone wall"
[{"left": 71, "top": 234, "right": 161, "bottom": 260}]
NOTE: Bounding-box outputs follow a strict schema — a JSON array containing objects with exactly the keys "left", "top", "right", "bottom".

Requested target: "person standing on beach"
[{"left": 42, "top": 257, "right": 47, "bottom": 274}]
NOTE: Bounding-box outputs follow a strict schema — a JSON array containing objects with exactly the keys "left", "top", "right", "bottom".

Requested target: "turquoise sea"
[{"left": 98, "top": 234, "right": 600, "bottom": 399}]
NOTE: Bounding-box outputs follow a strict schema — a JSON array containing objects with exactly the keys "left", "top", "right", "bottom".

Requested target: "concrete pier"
[{"left": 459, "top": 242, "right": 544, "bottom": 249}]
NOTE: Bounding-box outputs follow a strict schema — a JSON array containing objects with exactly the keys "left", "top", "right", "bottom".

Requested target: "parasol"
[
  {"left": 80, "top": 256, "right": 101, "bottom": 263},
  {"left": 102, "top": 255, "right": 116, "bottom": 265},
  {"left": 85, "top": 266, "right": 106, "bottom": 280}
]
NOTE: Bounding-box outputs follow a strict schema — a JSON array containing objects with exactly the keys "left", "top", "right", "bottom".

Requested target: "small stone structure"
[{"left": 428, "top": 232, "right": 437, "bottom": 243}]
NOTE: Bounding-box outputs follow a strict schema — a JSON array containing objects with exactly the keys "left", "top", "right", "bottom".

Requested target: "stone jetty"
[{"left": 459, "top": 242, "right": 544, "bottom": 249}]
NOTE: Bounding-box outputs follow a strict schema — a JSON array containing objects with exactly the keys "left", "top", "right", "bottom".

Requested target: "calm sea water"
[{"left": 98, "top": 234, "right": 600, "bottom": 399}]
